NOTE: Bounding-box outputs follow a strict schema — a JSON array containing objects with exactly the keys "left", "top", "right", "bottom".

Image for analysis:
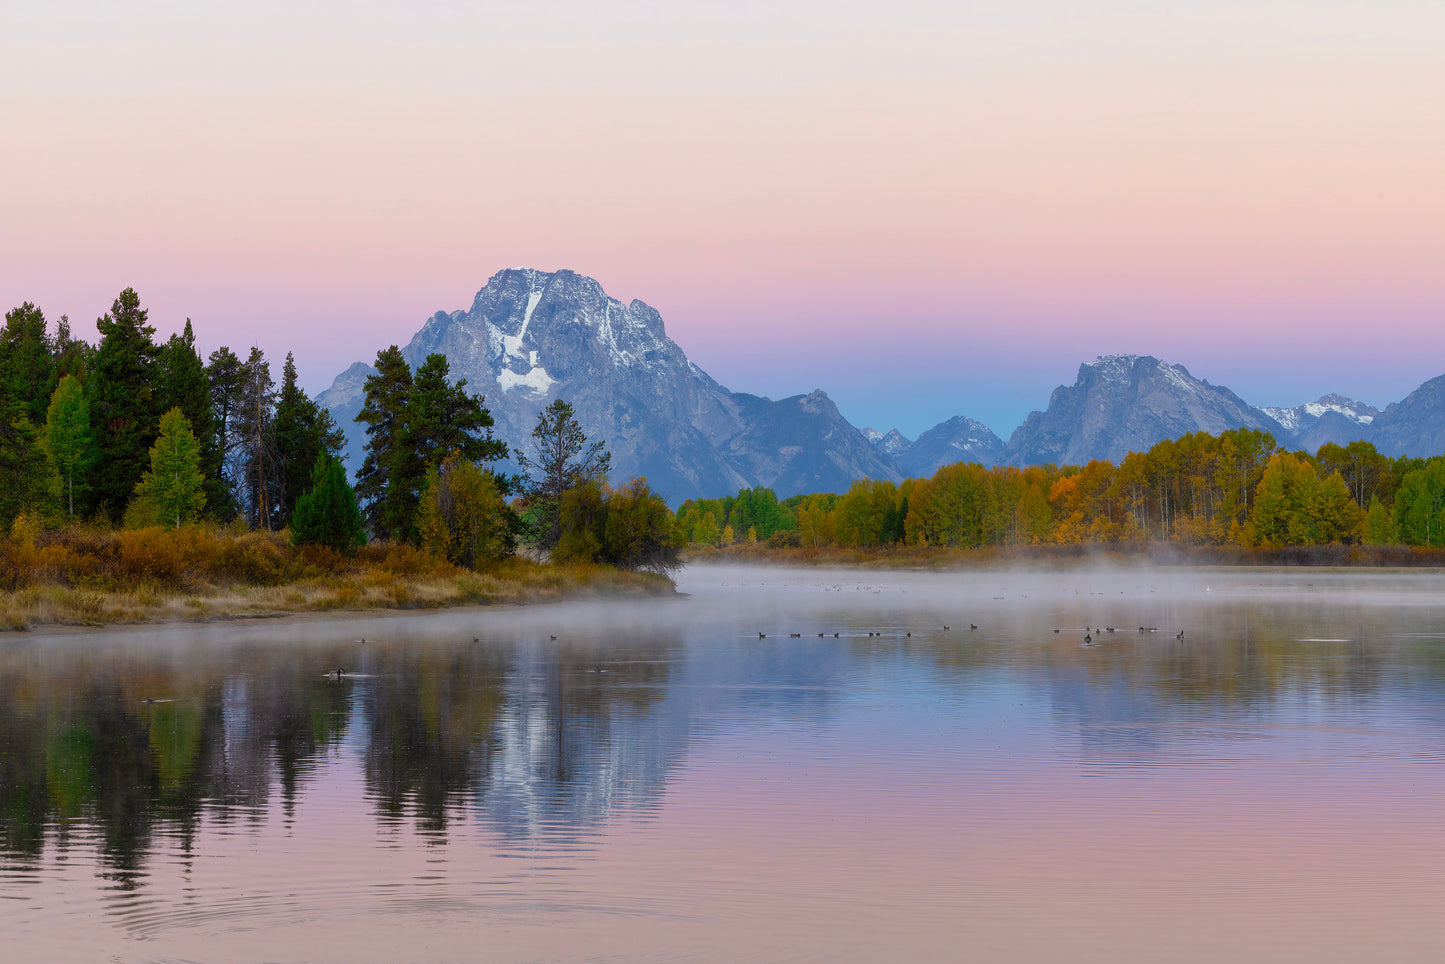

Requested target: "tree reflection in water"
[{"left": 0, "top": 628, "right": 685, "bottom": 882}]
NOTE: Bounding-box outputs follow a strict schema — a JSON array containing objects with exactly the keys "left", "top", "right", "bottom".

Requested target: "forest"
[{"left": 678, "top": 431, "right": 1445, "bottom": 553}]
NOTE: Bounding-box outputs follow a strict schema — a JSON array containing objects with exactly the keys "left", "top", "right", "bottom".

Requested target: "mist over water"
[{"left": 4, "top": 564, "right": 1445, "bottom": 961}]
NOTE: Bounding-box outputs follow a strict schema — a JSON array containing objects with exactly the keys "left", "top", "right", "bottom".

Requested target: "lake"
[{"left": 3, "top": 564, "right": 1445, "bottom": 962}]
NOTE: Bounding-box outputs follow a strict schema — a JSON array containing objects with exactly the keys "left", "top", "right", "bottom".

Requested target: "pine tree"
[
  {"left": 158, "top": 320, "right": 231, "bottom": 520},
  {"left": 232, "top": 347, "right": 280, "bottom": 529},
  {"left": 290, "top": 453, "right": 366, "bottom": 554},
  {"left": 52, "top": 314, "right": 90, "bottom": 381},
  {"left": 516, "top": 399, "right": 610, "bottom": 550},
  {"left": 206, "top": 346, "right": 247, "bottom": 514},
  {"left": 408, "top": 353, "right": 508, "bottom": 470},
  {"left": 1, "top": 302, "right": 58, "bottom": 426},
  {"left": 88, "top": 288, "right": 161, "bottom": 519},
  {"left": 132, "top": 408, "right": 206, "bottom": 529},
  {"left": 0, "top": 414, "right": 49, "bottom": 530},
  {"left": 355, "top": 346, "right": 417, "bottom": 541},
  {"left": 41, "top": 375, "right": 97, "bottom": 518},
  {"left": 274, "top": 352, "right": 344, "bottom": 527}
]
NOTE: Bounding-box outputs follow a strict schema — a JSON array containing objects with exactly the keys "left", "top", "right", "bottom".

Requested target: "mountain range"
[{"left": 318, "top": 268, "right": 1445, "bottom": 502}]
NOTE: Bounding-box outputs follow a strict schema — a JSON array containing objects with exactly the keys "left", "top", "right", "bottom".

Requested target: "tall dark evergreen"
[
  {"left": 291, "top": 453, "right": 366, "bottom": 554},
  {"left": 51, "top": 315, "right": 90, "bottom": 382},
  {"left": 88, "top": 288, "right": 160, "bottom": 519},
  {"left": 1, "top": 303, "right": 58, "bottom": 426},
  {"left": 233, "top": 347, "right": 280, "bottom": 529},
  {"left": 355, "top": 346, "right": 415, "bottom": 541},
  {"left": 0, "top": 414, "right": 49, "bottom": 529},
  {"left": 158, "top": 320, "right": 232, "bottom": 520},
  {"left": 274, "top": 352, "right": 344, "bottom": 527},
  {"left": 206, "top": 346, "right": 247, "bottom": 512},
  {"left": 354, "top": 348, "right": 504, "bottom": 543},
  {"left": 408, "top": 352, "right": 508, "bottom": 473},
  {"left": 517, "top": 399, "right": 611, "bottom": 550}
]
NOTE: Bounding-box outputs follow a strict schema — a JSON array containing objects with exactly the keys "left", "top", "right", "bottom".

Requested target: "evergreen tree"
[
  {"left": 132, "top": 408, "right": 206, "bottom": 529},
  {"left": 51, "top": 314, "right": 90, "bottom": 381},
  {"left": 355, "top": 346, "right": 416, "bottom": 541},
  {"left": 516, "top": 399, "right": 610, "bottom": 550},
  {"left": 41, "top": 375, "right": 97, "bottom": 518},
  {"left": 408, "top": 353, "right": 508, "bottom": 472},
  {"left": 206, "top": 346, "right": 247, "bottom": 513},
  {"left": 232, "top": 347, "right": 280, "bottom": 529},
  {"left": 158, "top": 320, "right": 231, "bottom": 520},
  {"left": 0, "top": 414, "right": 49, "bottom": 530},
  {"left": 274, "top": 352, "right": 344, "bottom": 527},
  {"left": 1, "top": 302, "right": 58, "bottom": 426},
  {"left": 88, "top": 288, "right": 161, "bottom": 519},
  {"left": 290, "top": 453, "right": 366, "bottom": 555}
]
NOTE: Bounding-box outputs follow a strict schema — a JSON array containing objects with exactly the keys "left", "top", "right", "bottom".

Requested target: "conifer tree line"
[
  {"left": 2, "top": 291, "right": 341, "bottom": 532},
  {"left": 2, "top": 291, "right": 677, "bottom": 573},
  {"left": 677, "top": 429, "right": 1445, "bottom": 550}
]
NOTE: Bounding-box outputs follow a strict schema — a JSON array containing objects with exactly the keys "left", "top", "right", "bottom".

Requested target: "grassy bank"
[
  {"left": 0, "top": 525, "right": 675, "bottom": 631},
  {"left": 684, "top": 541, "right": 1445, "bottom": 570}
]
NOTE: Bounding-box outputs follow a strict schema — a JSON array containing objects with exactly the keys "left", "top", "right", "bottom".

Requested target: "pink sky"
[{"left": 3, "top": 1, "right": 1442, "bottom": 436}]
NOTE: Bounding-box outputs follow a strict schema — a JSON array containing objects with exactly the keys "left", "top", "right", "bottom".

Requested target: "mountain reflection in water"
[{"left": 4, "top": 566, "right": 1445, "bottom": 962}]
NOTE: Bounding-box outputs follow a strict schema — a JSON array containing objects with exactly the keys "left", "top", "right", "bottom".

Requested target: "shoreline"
[
  {"left": 10, "top": 580, "right": 683, "bottom": 637},
  {"left": 2, "top": 556, "right": 678, "bottom": 633},
  {"left": 682, "top": 542, "right": 1445, "bottom": 571}
]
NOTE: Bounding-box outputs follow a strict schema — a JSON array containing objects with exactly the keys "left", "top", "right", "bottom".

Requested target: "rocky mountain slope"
[
  {"left": 1368, "top": 374, "right": 1445, "bottom": 457},
  {"left": 864, "top": 417, "right": 1006, "bottom": 477},
  {"left": 1259, "top": 394, "right": 1379, "bottom": 452},
  {"left": 1003, "top": 355, "right": 1284, "bottom": 466},
  {"left": 317, "top": 268, "right": 899, "bottom": 502}
]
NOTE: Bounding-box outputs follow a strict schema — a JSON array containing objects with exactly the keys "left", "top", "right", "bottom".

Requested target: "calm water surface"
[{"left": 4, "top": 565, "right": 1445, "bottom": 962}]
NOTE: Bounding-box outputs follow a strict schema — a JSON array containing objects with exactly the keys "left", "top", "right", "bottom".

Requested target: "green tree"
[
  {"left": 1316, "top": 440, "right": 1393, "bottom": 509},
  {"left": 408, "top": 353, "right": 508, "bottom": 470},
  {"left": 131, "top": 408, "right": 206, "bottom": 529},
  {"left": 516, "top": 399, "right": 611, "bottom": 551},
  {"left": 1395, "top": 458, "right": 1445, "bottom": 547},
  {"left": 233, "top": 347, "right": 280, "bottom": 529},
  {"left": 274, "top": 352, "right": 344, "bottom": 526},
  {"left": 41, "top": 375, "right": 97, "bottom": 517},
  {"left": 51, "top": 314, "right": 89, "bottom": 381},
  {"left": 355, "top": 346, "right": 417, "bottom": 541},
  {"left": 88, "top": 288, "right": 161, "bottom": 518},
  {"left": 206, "top": 345, "right": 247, "bottom": 510},
  {"left": 0, "top": 414, "right": 49, "bottom": 530},
  {"left": 290, "top": 453, "right": 367, "bottom": 554},
  {"left": 1, "top": 302, "right": 58, "bottom": 426},
  {"left": 158, "top": 320, "right": 232, "bottom": 520},
  {"left": 1363, "top": 496, "right": 1399, "bottom": 545},
  {"left": 416, "top": 453, "right": 515, "bottom": 568},
  {"left": 601, "top": 476, "right": 678, "bottom": 572},
  {"left": 553, "top": 478, "right": 606, "bottom": 564}
]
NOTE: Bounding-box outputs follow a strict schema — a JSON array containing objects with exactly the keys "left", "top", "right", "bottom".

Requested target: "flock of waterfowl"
[
  {"left": 1059, "top": 625, "right": 1189, "bottom": 647},
  {"left": 751, "top": 623, "right": 1190, "bottom": 648},
  {"left": 755, "top": 624, "right": 979, "bottom": 640}
]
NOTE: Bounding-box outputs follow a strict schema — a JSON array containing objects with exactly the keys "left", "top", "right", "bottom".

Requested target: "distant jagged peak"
[
  {"left": 1261, "top": 393, "right": 1379, "bottom": 432},
  {"left": 863, "top": 427, "right": 913, "bottom": 457},
  {"left": 399, "top": 267, "right": 688, "bottom": 400},
  {"left": 1085, "top": 353, "right": 1198, "bottom": 382},
  {"left": 1073, "top": 354, "right": 1223, "bottom": 401}
]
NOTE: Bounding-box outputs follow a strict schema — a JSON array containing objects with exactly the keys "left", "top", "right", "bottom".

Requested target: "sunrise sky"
[{"left": 3, "top": 0, "right": 1442, "bottom": 437}]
